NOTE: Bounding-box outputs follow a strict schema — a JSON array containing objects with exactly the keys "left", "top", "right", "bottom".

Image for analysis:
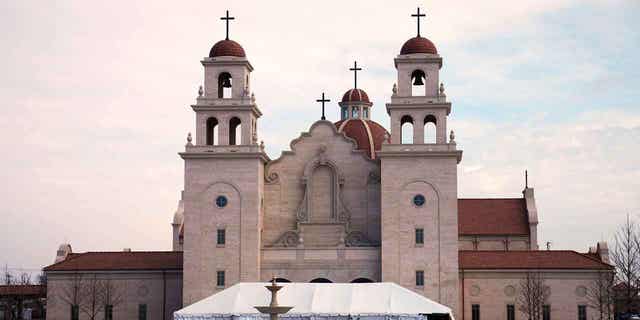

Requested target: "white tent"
[{"left": 174, "top": 282, "right": 453, "bottom": 320}]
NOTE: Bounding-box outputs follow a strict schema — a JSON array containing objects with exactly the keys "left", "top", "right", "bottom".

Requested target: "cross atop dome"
[
  {"left": 220, "top": 10, "right": 235, "bottom": 40},
  {"left": 411, "top": 7, "right": 426, "bottom": 37},
  {"left": 349, "top": 61, "right": 362, "bottom": 89}
]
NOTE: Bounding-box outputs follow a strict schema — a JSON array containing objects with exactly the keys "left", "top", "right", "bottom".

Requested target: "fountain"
[{"left": 255, "top": 278, "right": 293, "bottom": 320}]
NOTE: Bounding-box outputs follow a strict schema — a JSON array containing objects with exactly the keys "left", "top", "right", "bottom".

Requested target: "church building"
[{"left": 44, "top": 9, "right": 614, "bottom": 320}]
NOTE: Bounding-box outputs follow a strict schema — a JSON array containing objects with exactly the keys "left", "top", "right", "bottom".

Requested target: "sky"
[{"left": 1, "top": 0, "right": 639, "bottom": 274}]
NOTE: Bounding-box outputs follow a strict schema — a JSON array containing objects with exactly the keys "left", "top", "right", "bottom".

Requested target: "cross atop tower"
[
  {"left": 220, "top": 10, "right": 235, "bottom": 40},
  {"left": 411, "top": 7, "right": 426, "bottom": 37},
  {"left": 349, "top": 61, "right": 362, "bottom": 89},
  {"left": 316, "top": 92, "right": 330, "bottom": 120}
]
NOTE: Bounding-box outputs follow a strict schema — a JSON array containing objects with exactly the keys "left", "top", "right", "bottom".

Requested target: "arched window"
[
  {"left": 229, "top": 117, "right": 242, "bottom": 145},
  {"left": 424, "top": 115, "right": 437, "bottom": 144},
  {"left": 411, "top": 70, "right": 426, "bottom": 96},
  {"left": 274, "top": 278, "right": 291, "bottom": 283},
  {"left": 351, "top": 278, "right": 374, "bottom": 283},
  {"left": 401, "top": 115, "right": 414, "bottom": 144},
  {"left": 341, "top": 107, "right": 348, "bottom": 120},
  {"left": 310, "top": 278, "right": 332, "bottom": 283},
  {"left": 218, "top": 72, "right": 232, "bottom": 99},
  {"left": 206, "top": 117, "right": 219, "bottom": 145},
  {"left": 351, "top": 106, "right": 359, "bottom": 119},
  {"left": 363, "top": 108, "right": 369, "bottom": 119}
]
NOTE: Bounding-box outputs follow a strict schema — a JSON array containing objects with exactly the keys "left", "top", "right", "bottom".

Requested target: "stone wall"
[{"left": 46, "top": 271, "right": 181, "bottom": 320}]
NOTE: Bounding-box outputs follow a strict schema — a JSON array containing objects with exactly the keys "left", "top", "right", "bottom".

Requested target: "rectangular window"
[
  {"left": 71, "top": 305, "right": 79, "bottom": 320},
  {"left": 138, "top": 304, "right": 147, "bottom": 320},
  {"left": 105, "top": 305, "right": 113, "bottom": 320},
  {"left": 507, "top": 304, "right": 515, "bottom": 320},
  {"left": 472, "top": 304, "right": 480, "bottom": 320},
  {"left": 217, "top": 229, "right": 226, "bottom": 245},
  {"left": 415, "top": 228, "right": 424, "bottom": 245},
  {"left": 415, "top": 270, "right": 424, "bottom": 286},
  {"left": 543, "top": 305, "right": 550, "bottom": 320},
  {"left": 578, "top": 305, "right": 586, "bottom": 320},
  {"left": 217, "top": 270, "right": 226, "bottom": 287}
]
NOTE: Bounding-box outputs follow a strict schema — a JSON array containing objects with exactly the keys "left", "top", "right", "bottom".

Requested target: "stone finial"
[
  {"left": 260, "top": 140, "right": 265, "bottom": 150},
  {"left": 439, "top": 82, "right": 445, "bottom": 95},
  {"left": 243, "top": 85, "right": 250, "bottom": 98},
  {"left": 198, "top": 85, "right": 204, "bottom": 97},
  {"left": 449, "top": 130, "right": 456, "bottom": 144},
  {"left": 186, "top": 132, "right": 193, "bottom": 146},
  {"left": 251, "top": 92, "right": 256, "bottom": 102},
  {"left": 383, "top": 132, "right": 391, "bottom": 144},
  {"left": 392, "top": 83, "right": 398, "bottom": 95}
]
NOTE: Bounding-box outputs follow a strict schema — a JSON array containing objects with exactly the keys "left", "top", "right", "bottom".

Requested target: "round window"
[
  {"left": 215, "top": 196, "right": 228, "bottom": 208},
  {"left": 413, "top": 194, "right": 426, "bottom": 207}
]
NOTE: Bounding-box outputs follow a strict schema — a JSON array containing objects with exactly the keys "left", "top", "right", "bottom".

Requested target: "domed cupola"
[
  {"left": 400, "top": 36, "right": 437, "bottom": 55},
  {"left": 334, "top": 61, "right": 389, "bottom": 159},
  {"left": 209, "top": 39, "right": 246, "bottom": 58}
]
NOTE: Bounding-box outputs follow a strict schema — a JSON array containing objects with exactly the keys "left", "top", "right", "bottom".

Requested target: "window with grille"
[
  {"left": 105, "top": 305, "right": 113, "bottom": 320},
  {"left": 543, "top": 305, "right": 550, "bottom": 320},
  {"left": 415, "top": 270, "right": 424, "bottom": 286},
  {"left": 217, "top": 229, "right": 226, "bottom": 245},
  {"left": 578, "top": 305, "right": 586, "bottom": 320},
  {"left": 472, "top": 304, "right": 480, "bottom": 320},
  {"left": 507, "top": 305, "right": 514, "bottom": 320},
  {"left": 415, "top": 228, "right": 424, "bottom": 245},
  {"left": 217, "top": 270, "right": 226, "bottom": 287},
  {"left": 138, "top": 304, "right": 147, "bottom": 320},
  {"left": 71, "top": 305, "right": 79, "bottom": 320}
]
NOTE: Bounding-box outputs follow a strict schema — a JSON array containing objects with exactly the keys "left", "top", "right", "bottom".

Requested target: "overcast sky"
[{"left": 1, "top": 0, "right": 639, "bottom": 274}]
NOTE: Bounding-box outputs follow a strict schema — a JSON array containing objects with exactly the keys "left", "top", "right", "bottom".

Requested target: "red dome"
[
  {"left": 209, "top": 39, "right": 246, "bottom": 58},
  {"left": 334, "top": 119, "right": 389, "bottom": 159},
  {"left": 341, "top": 88, "right": 370, "bottom": 103},
  {"left": 400, "top": 36, "right": 438, "bottom": 55}
]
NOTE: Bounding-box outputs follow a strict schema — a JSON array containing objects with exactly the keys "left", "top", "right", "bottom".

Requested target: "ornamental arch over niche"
[{"left": 295, "top": 145, "right": 351, "bottom": 225}]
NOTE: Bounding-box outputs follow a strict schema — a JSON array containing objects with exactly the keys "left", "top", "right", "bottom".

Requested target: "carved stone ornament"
[
  {"left": 186, "top": 132, "right": 193, "bottom": 147},
  {"left": 449, "top": 130, "right": 455, "bottom": 144},
  {"left": 345, "top": 231, "right": 373, "bottom": 247},
  {"left": 439, "top": 82, "right": 445, "bottom": 95},
  {"left": 198, "top": 85, "right": 203, "bottom": 97},
  {"left": 392, "top": 83, "right": 398, "bottom": 95},
  {"left": 504, "top": 285, "right": 516, "bottom": 297},
  {"left": 470, "top": 285, "right": 481, "bottom": 297},
  {"left": 272, "top": 231, "right": 300, "bottom": 247}
]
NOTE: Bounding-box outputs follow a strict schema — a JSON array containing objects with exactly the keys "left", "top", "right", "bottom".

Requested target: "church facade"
[{"left": 44, "top": 10, "right": 614, "bottom": 320}]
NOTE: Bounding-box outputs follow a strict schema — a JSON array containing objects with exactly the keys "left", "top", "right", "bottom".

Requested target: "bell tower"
[
  {"left": 378, "top": 8, "right": 462, "bottom": 317},
  {"left": 180, "top": 11, "right": 268, "bottom": 305}
]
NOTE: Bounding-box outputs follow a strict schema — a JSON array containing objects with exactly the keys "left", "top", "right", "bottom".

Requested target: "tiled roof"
[
  {"left": 335, "top": 119, "right": 389, "bottom": 159},
  {"left": 43, "top": 251, "right": 183, "bottom": 272},
  {"left": 458, "top": 198, "right": 529, "bottom": 236},
  {"left": 459, "top": 250, "right": 614, "bottom": 270},
  {"left": 0, "top": 285, "right": 46, "bottom": 296}
]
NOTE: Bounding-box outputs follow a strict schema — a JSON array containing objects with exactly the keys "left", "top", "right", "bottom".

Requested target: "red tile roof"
[
  {"left": 460, "top": 250, "right": 613, "bottom": 270},
  {"left": 341, "top": 88, "right": 370, "bottom": 103},
  {"left": 458, "top": 198, "right": 529, "bottom": 236},
  {"left": 0, "top": 285, "right": 46, "bottom": 297},
  {"left": 43, "top": 251, "right": 183, "bottom": 272}
]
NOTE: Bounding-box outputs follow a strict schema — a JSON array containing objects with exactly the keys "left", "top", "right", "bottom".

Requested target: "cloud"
[{"left": 0, "top": 0, "right": 638, "bottom": 272}]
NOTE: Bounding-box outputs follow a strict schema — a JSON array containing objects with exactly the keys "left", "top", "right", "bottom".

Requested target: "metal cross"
[
  {"left": 411, "top": 7, "right": 426, "bottom": 37},
  {"left": 316, "top": 92, "right": 330, "bottom": 120},
  {"left": 220, "top": 10, "right": 235, "bottom": 40},
  {"left": 349, "top": 61, "right": 362, "bottom": 89}
]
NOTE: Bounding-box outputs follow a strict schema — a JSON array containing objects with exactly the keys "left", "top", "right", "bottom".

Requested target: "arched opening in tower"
[
  {"left": 218, "top": 72, "right": 233, "bottom": 99},
  {"left": 424, "top": 114, "right": 437, "bottom": 144},
  {"left": 401, "top": 115, "right": 414, "bottom": 144},
  {"left": 411, "top": 69, "right": 426, "bottom": 96},
  {"left": 229, "top": 117, "right": 242, "bottom": 145}
]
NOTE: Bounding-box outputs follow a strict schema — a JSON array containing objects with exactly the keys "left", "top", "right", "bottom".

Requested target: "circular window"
[
  {"left": 413, "top": 194, "right": 426, "bottom": 207},
  {"left": 215, "top": 196, "right": 228, "bottom": 208}
]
